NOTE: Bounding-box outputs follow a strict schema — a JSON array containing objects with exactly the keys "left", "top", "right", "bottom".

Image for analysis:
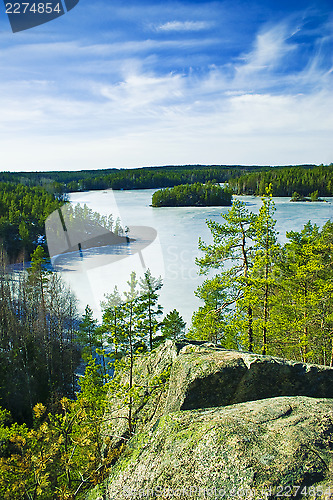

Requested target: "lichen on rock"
[{"left": 88, "top": 341, "right": 333, "bottom": 500}]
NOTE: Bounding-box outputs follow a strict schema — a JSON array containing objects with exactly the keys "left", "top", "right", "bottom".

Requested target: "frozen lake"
[{"left": 51, "top": 189, "right": 333, "bottom": 329}]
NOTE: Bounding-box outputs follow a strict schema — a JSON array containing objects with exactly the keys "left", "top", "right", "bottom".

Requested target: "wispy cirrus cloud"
[
  {"left": 155, "top": 20, "right": 212, "bottom": 32},
  {"left": 0, "top": 0, "right": 332, "bottom": 170},
  {"left": 237, "top": 23, "right": 297, "bottom": 72}
]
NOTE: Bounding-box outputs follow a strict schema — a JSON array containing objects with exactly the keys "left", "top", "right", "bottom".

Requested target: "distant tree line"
[
  {"left": 152, "top": 182, "right": 232, "bottom": 207},
  {"left": 228, "top": 164, "right": 333, "bottom": 197},
  {"left": 0, "top": 164, "right": 301, "bottom": 193}
]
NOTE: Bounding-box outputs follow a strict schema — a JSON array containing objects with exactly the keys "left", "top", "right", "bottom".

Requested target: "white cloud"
[
  {"left": 98, "top": 72, "right": 184, "bottom": 109},
  {"left": 0, "top": 78, "right": 332, "bottom": 170},
  {"left": 0, "top": 15, "right": 332, "bottom": 170},
  {"left": 156, "top": 21, "right": 212, "bottom": 32},
  {"left": 233, "top": 23, "right": 298, "bottom": 89}
]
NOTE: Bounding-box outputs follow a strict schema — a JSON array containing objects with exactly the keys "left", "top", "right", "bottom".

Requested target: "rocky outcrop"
[
  {"left": 91, "top": 397, "right": 333, "bottom": 500},
  {"left": 88, "top": 341, "right": 333, "bottom": 500},
  {"left": 166, "top": 342, "right": 333, "bottom": 411}
]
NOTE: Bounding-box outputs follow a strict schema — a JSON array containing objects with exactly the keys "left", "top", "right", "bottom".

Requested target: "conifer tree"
[
  {"left": 121, "top": 272, "right": 143, "bottom": 435},
  {"left": 78, "top": 304, "right": 100, "bottom": 358},
  {"left": 249, "top": 185, "right": 278, "bottom": 354},
  {"left": 196, "top": 199, "right": 257, "bottom": 351},
  {"left": 100, "top": 286, "right": 126, "bottom": 356},
  {"left": 189, "top": 276, "right": 237, "bottom": 347},
  {"left": 0, "top": 359, "right": 120, "bottom": 500},
  {"left": 160, "top": 309, "right": 186, "bottom": 342},
  {"left": 138, "top": 269, "right": 163, "bottom": 350},
  {"left": 270, "top": 222, "right": 333, "bottom": 364}
]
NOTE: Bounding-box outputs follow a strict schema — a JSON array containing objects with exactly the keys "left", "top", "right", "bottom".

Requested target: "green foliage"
[
  {"left": 109, "top": 349, "right": 171, "bottom": 439},
  {"left": 101, "top": 270, "right": 164, "bottom": 354},
  {"left": 151, "top": 182, "right": 232, "bottom": 207},
  {"left": 247, "top": 185, "right": 278, "bottom": 354},
  {"left": 310, "top": 190, "right": 319, "bottom": 201},
  {"left": 0, "top": 359, "right": 121, "bottom": 500},
  {"left": 160, "top": 309, "right": 186, "bottom": 343},
  {"left": 1, "top": 164, "right": 328, "bottom": 201},
  {"left": 291, "top": 191, "right": 305, "bottom": 201},
  {"left": 0, "top": 165, "right": 275, "bottom": 193},
  {"left": 291, "top": 191, "right": 321, "bottom": 202},
  {"left": 0, "top": 248, "right": 80, "bottom": 424},
  {"left": 100, "top": 286, "right": 127, "bottom": 357},
  {"left": 77, "top": 305, "right": 100, "bottom": 359},
  {"left": 191, "top": 189, "right": 333, "bottom": 364},
  {"left": 189, "top": 276, "right": 238, "bottom": 347},
  {"left": 229, "top": 164, "right": 333, "bottom": 197},
  {"left": 62, "top": 202, "right": 126, "bottom": 236},
  {"left": 0, "top": 181, "right": 63, "bottom": 262},
  {"left": 99, "top": 270, "right": 165, "bottom": 434},
  {"left": 195, "top": 199, "right": 257, "bottom": 351},
  {"left": 268, "top": 221, "right": 333, "bottom": 363},
  {"left": 103, "top": 272, "right": 147, "bottom": 436},
  {"left": 137, "top": 270, "right": 163, "bottom": 350}
]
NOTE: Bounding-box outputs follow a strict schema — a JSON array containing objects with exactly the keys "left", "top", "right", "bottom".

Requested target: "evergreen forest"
[
  {"left": 190, "top": 186, "right": 333, "bottom": 365},
  {"left": 0, "top": 164, "right": 264, "bottom": 192},
  {"left": 0, "top": 252, "right": 184, "bottom": 499},
  {"left": 0, "top": 166, "right": 333, "bottom": 499},
  {"left": 229, "top": 164, "right": 333, "bottom": 197},
  {"left": 151, "top": 182, "right": 232, "bottom": 207},
  {"left": 0, "top": 163, "right": 328, "bottom": 195},
  {"left": 0, "top": 182, "right": 63, "bottom": 262}
]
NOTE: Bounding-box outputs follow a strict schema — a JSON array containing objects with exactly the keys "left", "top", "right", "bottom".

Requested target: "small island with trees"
[
  {"left": 151, "top": 181, "right": 232, "bottom": 207},
  {"left": 290, "top": 190, "right": 324, "bottom": 202}
]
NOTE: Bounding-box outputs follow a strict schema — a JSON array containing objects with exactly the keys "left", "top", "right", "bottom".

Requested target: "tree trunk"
[
  {"left": 248, "top": 305, "right": 254, "bottom": 352},
  {"left": 128, "top": 302, "right": 134, "bottom": 436},
  {"left": 262, "top": 281, "right": 269, "bottom": 355}
]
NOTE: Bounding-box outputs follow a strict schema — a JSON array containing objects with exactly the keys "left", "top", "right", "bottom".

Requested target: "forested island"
[
  {"left": 290, "top": 190, "right": 324, "bottom": 202},
  {"left": 151, "top": 182, "right": 232, "bottom": 207}
]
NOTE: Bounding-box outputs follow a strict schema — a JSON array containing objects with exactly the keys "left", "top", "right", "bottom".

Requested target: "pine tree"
[
  {"left": 0, "top": 359, "right": 120, "bottom": 500},
  {"left": 121, "top": 272, "right": 143, "bottom": 435},
  {"left": 161, "top": 309, "right": 186, "bottom": 342},
  {"left": 77, "top": 305, "right": 100, "bottom": 358},
  {"left": 270, "top": 222, "right": 333, "bottom": 363},
  {"left": 250, "top": 184, "right": 278, "bottom": 354},
  {"left": 100, "top": 286, "right": 126, "bottom": 357},
  {"left": 189, "top": 276, "right": 237, "bottom": 346},
  {"left": 196, "top": 200, "right": 257, "bottom": 351},
  {"left": 138, "top": 269, "right": 163, "bottom": 350}
]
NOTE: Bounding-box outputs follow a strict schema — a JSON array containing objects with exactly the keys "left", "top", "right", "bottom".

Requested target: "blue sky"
[{"left": 0, "top": 0, "right": 332, "bottom": 171}]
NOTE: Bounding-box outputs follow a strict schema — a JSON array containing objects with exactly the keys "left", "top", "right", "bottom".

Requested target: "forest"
[
  {"left": 0, "top": 163, "right": 319, "bottom": 194},
  {"left": 0, "top": 168, "right": 333, "bottom": 498},
  {"left": 0, "top": 249, "right": 185, "bottom": 498},
  {"left": 228, "top": 164, "right": 333, "bottom": 197},
  {"left": 0, "top": 164, "right": 330, "bottom": 264},
  {"left": 151, "top": 182, "right": 232, "bottom": 207},
  {"left": 0, "top": 182, "right": 63, "bottom": 262},
  {"left": 190, "top": 186, "right": 333, "bottom": 365}
]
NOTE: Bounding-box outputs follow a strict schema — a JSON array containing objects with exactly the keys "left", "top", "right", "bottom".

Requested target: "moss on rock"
[{"left": 89, "top": 341, "right": 333, "bottom": 500}]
